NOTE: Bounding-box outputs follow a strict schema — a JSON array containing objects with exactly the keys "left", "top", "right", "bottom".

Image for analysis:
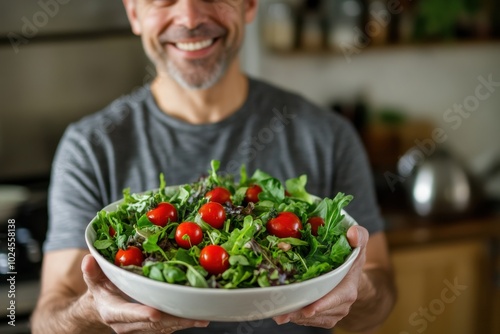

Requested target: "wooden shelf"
[{"left": 265, "top": 39, "right": 500, "bottom": 58}]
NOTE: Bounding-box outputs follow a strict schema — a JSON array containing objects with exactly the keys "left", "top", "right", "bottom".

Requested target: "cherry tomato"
[
  {"left": 175, "top": 222, "right": 203, "bottom": 249},
  {"left": 205, "top": 187, "right": 232, "bottom": 204},
  {"left": 200, "top": 245, "right": 230, "bottom": 275},
  {"left": 266, "top": 212, "right": 303, "bottom": 239},
  {"left": 199, "top": 202, "right": 226, "bottom": 229},
  {"left": 244, "top": 185, "right": 262, "bottom": 203},
  {"left": 307, "top": 216, "right": 325, "bottom": 236},
  {"left": 114, "top": 246, "right": 144, "bottom": 267},
  {"left": 146, "top": 202, "right": 178, "bottom": 227},
  {"left": 109, "top": 226, "right": 116, "bottom": 237}
]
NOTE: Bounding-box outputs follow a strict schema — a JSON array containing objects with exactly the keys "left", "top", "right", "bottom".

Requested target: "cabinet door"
[{"left": 336, "top": 239, "right": 491, "bottom": 334}]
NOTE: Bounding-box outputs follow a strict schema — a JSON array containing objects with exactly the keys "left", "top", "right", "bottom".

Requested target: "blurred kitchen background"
[{"left": 0, "top": 0, "right": 499, "bottom": 333}]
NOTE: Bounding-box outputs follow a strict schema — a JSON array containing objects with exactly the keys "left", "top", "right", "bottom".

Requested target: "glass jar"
[
  {"left": 262, "top": 1, "right": 296, "bottom": 51},
  {"left": 325, "top": 0, "right": 364, "bottom": 51}
]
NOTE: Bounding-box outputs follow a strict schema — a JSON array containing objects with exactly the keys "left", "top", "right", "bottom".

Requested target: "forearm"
[
  {"left": 338, "top": 267, "right": 397, "bottom": 332},
  {"left": 31, "top": 292, "right": 111, "bottom": 334}
]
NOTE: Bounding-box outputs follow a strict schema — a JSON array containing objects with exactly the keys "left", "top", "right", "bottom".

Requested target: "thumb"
[
  {"left": 346, "top": 225, "right": 369, "bottom": 249},
  {"left": 81, "top": 254, "right": 107, "bottom": 287}
]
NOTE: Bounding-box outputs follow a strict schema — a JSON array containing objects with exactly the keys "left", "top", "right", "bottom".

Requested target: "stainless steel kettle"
[{"left": 397, "top": 148, "right": 482, "bottom": 218}]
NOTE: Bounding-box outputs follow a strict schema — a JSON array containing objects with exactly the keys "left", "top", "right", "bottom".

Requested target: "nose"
[{"left": 172, "top": 0, "right": 207, "bottom": 30}]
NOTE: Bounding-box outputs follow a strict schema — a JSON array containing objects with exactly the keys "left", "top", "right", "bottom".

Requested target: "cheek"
[
  {"left": 215, "top": 6, "right": 245, "bottom": 47},
  {"left": 142, "top": 11, "right": 167, "bottom": 39},
  {"left": 140, "top": 13, "right": 170, "bottom": 56}
]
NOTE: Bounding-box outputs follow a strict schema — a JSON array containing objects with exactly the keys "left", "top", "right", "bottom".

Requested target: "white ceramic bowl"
[{"left": 85, "top": 195, "right": 360, "bottom": 322}]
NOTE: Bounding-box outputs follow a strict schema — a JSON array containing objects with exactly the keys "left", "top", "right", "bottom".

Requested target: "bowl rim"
[{"left": 85, "top": 186, "right": 360, "bottom": 294}]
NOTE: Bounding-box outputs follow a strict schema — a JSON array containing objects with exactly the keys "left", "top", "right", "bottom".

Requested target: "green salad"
[{"left": 92, "top": 161, "right": 353, "bottom": 289}]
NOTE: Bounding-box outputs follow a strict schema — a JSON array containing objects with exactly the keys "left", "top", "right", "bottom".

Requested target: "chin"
[{"left": 168, "top": 61, "right": 228, "bottom": 90}]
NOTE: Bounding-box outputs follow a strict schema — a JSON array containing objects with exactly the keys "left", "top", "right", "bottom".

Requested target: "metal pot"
[{"left": 397, "top": 148, "right": 482, "bottom": 218}]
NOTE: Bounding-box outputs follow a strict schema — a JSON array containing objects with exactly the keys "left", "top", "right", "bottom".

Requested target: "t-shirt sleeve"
[
  {"left": 332, "top": 118, "right": 385, "bottom": 235},
  {"left": 43, "top": 125, "right": 104, "bottom": 252}
]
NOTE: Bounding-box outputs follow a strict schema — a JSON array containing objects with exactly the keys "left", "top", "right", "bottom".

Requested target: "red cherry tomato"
[
  {"left": 205, "top": 187, "right": 232, "bottom": 204},
  {"left": 244, "top": 185, "right": 262, "bottom": 203},
  {"left": 266, "top": 212, "right": 303, "bottom": 239},
  {"left": 198, "top": 202, "right": 226, "bottom": 229},
  {"left": 147, "top": 202, "right": 178, "bottom": 227},
  {"left": 114, "top": 246, "right": 144, "bottom": 267},
  {"left": 175, "top": 222, "right": 203, "bottom": 249},
  {"left": 307, "top": 216, "right": 325, "bottom": 236},
  {"left": 109, "top": 226, "right": 116, "bottom": 237},
  {"left": 200, "top": 245, "right": 230, "bottom": 275}
]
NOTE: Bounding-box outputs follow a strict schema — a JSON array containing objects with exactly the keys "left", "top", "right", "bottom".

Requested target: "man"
[{"left": 31, "top": 0, "right": 396, "bottom": 333}]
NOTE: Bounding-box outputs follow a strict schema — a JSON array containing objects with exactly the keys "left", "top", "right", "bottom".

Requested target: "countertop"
[{"left": 382, "top": 210, "right": 500, "bottom": 248}]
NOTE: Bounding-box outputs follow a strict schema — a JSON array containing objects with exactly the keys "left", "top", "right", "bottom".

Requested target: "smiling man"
[
  {"left": 31, "top": 1, "right": 396, "bottom": 333},
  {"left": 128, "top": 0, "right": 254, "bottom": 126}
]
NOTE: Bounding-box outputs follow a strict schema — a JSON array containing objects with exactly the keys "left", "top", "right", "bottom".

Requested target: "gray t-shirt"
[{"left": 45, "top": 77, "right": 384, "bottom": 334}]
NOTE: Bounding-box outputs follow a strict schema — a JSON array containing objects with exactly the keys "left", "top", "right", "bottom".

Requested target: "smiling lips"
[{"left": 175, "top": 38, "right": 215, "bottom": 52}]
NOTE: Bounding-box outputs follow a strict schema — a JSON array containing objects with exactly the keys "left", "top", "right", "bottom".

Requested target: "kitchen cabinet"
[
  {"left": 374, "top": 240, "right": 490, "bottom": 334},
  {"left": 335, "top": 215, "right": 500, "bottom": 334}
]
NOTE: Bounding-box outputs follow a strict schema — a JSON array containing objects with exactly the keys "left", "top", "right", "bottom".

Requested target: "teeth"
[{"left": 176, "top": 39, "right": 214, "bottom": 51}]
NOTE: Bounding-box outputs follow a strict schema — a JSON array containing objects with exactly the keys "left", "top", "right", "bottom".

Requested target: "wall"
[
  {"left": 0, "top": 0, "right": 150, "bottom": 180},
  {"left": 243, "top": 33, "right": 500, "bottom": 176}
]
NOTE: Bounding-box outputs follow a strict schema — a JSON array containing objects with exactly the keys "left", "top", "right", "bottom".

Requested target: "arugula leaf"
[
  {"left": 159, "top": 173, "right": 166, "bottom": 192},
  {"left": 318, "top": 193, "right": 353, "bottom": 244},
  {"left": 309, "top": 200, "right": 328, "bottom": 220},
  {"left": 162, "top": 264, "right": 187, "bottom": 284},
  {"left": 232, "top": 187, "right": 247, "bottom": 206},
  {"left": 229, "top": 255, "right": 250, "bottom": 266},
  {"left": 149, "top": 265, "right": 165, "bottom": 282},
  {"left": 94, "top": 239, "right": 114, "bottom": 250},
  {"left": 174, "top": 248, "right": 198, "bottom": 266},
  {"left": 137, "top": 214, "right": 153, "bottom": 228},
  {"left": 222, "top": 266, "right": 254, "bottom": 288},
  {"left": 239, "top": 164, "right": 248, "bottom": 186},
  {"left": 186, "top": 265, "right": 209, "bottom": 288},
  {"left": 161, "top": 260, "right": 208, "bottom": 288},
  {"left": 209, "top": 160, "right": 221, "bottom": 185},
  {"left": 223, "top": 215, "right": 259, "bottom": 254},
  {"left": 285, "top": 175, "right": 313, "bottom": 204},
  {"left": 300, "top": 262, "right": 332, "bottom": 280},
  {"left": 258, "top": 178, "right": 285, "bottom": 203},
  {"left": 277, "top": 237, "right": 309, "bottom": 247},
  {"left": 250, "top": 169, "right": 273, "bottom": 182},
  {"left": 329, "top": 234, "right": 351, "bottom": 264},
  {"left": 141, "top": 227, "right": 169, "bottom": 260}
]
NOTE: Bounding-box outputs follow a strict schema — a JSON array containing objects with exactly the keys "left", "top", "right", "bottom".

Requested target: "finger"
[
  {"left": 273, "top": 314, "right": 291, "bottom": 325},
  {"left": 299, "top": 280, "right": 357, "bottom": 317},
  {"left": 291, "top": 314, "right": 343, "bottom": 329},
  {"left": 81, "top": 254, "right": 107, "bottom": 286},
  {"left": 156, "top": 313, "right": 209, "bottom": 330},
  {"left": 297, "top": 255, "right": 366, "bottom": 318},
  {"left": 111, "top": 318, "right": 208, "bottom": 334},
  {"left": 81, "top": 255, "right": 163, "bottom": 323},
  {"left": 346, "top": 225, "right": 369, "bottom": 248},
  {"left": 100, "top": 295, "right": 164, "bottom": 323}
]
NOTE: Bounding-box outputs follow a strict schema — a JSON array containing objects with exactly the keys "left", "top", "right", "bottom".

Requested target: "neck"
[{"left": 151, "top": 58, "right": 248, "bottom": 124}]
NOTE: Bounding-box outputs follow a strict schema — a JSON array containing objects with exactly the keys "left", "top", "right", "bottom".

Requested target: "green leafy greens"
[{"left": 92, "top": 160, "right": 354, "bottom": 289}]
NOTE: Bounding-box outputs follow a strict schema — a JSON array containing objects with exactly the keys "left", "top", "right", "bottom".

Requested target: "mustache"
[{"left": 160, "top": 23, "right": 227, "bottom": 43}]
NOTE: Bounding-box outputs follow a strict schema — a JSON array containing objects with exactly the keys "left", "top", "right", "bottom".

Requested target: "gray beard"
[{"left": 166, "top": 56, "right": 229, "bottom": 90}]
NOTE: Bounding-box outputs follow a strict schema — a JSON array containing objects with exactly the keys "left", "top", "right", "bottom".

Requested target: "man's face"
[{"left": 123, "top": 0, "right": 258, "bottom": 90}]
